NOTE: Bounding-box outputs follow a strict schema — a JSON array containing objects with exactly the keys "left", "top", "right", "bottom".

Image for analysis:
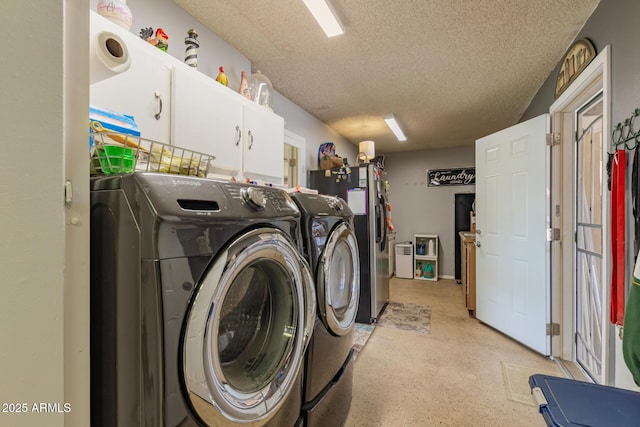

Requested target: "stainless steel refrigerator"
[{"left": 308, "top": 163, "right": 389, "bottom": 323}]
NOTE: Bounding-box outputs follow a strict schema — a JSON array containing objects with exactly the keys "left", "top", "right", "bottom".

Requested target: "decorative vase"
[
  {"left": 238, "top": 71, "right": 252, "bottom": 99},
  {"left": 97, "top": 0, "right": 133, "bottom": 31},
  {"left": 248, "top": 70, "right": 273, "bottom": 110}
]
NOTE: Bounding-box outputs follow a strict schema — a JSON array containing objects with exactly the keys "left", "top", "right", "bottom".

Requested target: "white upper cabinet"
[
  {"left": 172, "top": 67, "right": 243, "bottom": 174},
  {"left": 90, "top": 12, "right": 172, "bottom": 144},
  {"left": 89, "top": 12, "right": 285, "bottom": 183},
  {"left": 242, "top": 103, "right": 284, "bottom": 181}
]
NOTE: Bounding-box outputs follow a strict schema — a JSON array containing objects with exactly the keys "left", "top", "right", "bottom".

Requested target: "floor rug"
[
  {"left": 501, "top": 361, "right": 563, "bottom": 406},
  {"left": 376, "top": 301, "right": 431, "bottom": 334},
  {"left": 352, "top": 323, "right": 375, "bottom": 360}
]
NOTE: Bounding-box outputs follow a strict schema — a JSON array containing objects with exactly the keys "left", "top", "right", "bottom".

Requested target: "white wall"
[
  {"left": 274, "top": 91, "right": 357, "bottom": 174},
  {"left": 1, "top": 1, "right": 90, "bottom": 426},
  {"left": 385, "top": 146, "right": 476, "bottom": 278}
]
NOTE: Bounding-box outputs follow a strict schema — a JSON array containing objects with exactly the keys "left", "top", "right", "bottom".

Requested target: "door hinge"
[
  {"left": 546, "top": 133, "right": 560, "bottom": 146},
  {"left": 546, "top": 228, "right": 560, "bottom": 241},
  {"left": 546, "top": 323, "right": 560, "bottom": 336}
]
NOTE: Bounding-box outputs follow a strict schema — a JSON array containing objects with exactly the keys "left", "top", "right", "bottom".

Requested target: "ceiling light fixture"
[
  {"left": 302, "top": 0, "right": 344, "bottom": 38},
  {"left": 384, "top": 114, "right": 407, "bottom": 141}
]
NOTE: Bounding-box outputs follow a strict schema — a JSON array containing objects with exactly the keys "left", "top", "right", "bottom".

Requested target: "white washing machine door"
[
  {"left": 317, "top": 222, "right": 360, "bottom": 336},
  {"left": 183, "top": 228, "right": 315, "bottom": 426}
]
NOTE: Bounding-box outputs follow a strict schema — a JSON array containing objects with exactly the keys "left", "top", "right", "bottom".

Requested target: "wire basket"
[
  {"left": 90, "top": 132, "right": 141, "bottom": 175},
  {"left": 137, "top": 139, "right": 214, "bottom": 177},
  {"left": 90, "top": 132, "right": 215, "bottom": 177}
]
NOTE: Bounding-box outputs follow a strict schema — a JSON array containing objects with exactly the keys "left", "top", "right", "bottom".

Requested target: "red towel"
[{"left": 611, "top": 150, "right": 626, "bottom": 325}]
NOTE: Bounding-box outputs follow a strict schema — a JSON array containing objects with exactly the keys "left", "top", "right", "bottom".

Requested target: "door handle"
[
  {"left": 154, "top": 91, "right": 162, "bottom": 120},
  {"left": 248, "top": 130, "right": 254, "bottom": 149},
  {"left": 474, "top": 241, "right": 481, "bottom": 247},
  {"left": 235, "top": 125, "right": 241, "bottom": 146}
]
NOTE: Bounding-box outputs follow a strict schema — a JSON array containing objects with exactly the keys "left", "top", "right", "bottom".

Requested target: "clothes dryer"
[
  {"left": 290, "top": 192, "right": 359, "bottom": 427},
  {"left": 90, "top": 173, "right": 316, "bottom": 427}
]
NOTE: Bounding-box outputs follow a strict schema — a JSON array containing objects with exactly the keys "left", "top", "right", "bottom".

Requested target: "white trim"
[
  {"left": 284, "top": 129, "right": 306, "bottom": 188},
  {"left": 549, "top": 45, "right": 610, "bottom": 384}
]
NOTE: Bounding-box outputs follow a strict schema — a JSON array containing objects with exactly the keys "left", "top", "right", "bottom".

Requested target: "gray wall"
[
  {"left": 522, "top": 0, "right": 640, "bottom": 126},
  {"left": 523, "top": 0, "right": 639, "bottom": 310},
  {"left": 1, "top": 2, "right": 90, "bottom": 426},
  {"left": 385, "top": 146, "right": 476, "bottom": 278},
  {"left": 521, "top": 0, "right": 640, "bottom": 388}
]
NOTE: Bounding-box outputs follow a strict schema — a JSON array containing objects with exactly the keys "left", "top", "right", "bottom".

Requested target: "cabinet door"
[
  {"left": 172, "top": 67, "right": 242, "bottom": 173},
  {"left": 90, "top": 13, "right": 171, "bottom": 144},
  {"left": 242, "top": 104, "right": 284, "bottom": 182}
]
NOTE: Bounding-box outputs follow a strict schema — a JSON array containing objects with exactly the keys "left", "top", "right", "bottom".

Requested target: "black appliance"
[
  {"left": 90, "top": 173, "right": 316, "bottom": 427},
  {"left": 291, "top": 192, "right": 359, "bottom": 427},
  {"left": 308, "top": 163, "right": 389, "bottom": 324}
]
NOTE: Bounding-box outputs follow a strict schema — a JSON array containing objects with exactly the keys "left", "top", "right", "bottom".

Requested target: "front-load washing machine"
[
  {"left": 90, "top": 173, "right": 316, "bottom": 427},
  {"left": 290, "top": 192, "right": 359, "bottom": 427}
]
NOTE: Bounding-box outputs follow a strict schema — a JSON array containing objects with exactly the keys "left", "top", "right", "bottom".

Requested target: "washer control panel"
[
  {"left": 223, "top": 183, "right": 298, "bottom": 215},
  {"left": 241, "top": 186, "right": 266, "bottom": 211},
  {"left": 324, "top": 195, "right": 343, "bottom": 213},
  {"left": 263, "top": 187, "right": 298, "bottom": 214}
]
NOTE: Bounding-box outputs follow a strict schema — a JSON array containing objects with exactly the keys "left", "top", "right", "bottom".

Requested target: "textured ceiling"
[{"left": 174, "top": 0, "right": 600, "bottom": 154}]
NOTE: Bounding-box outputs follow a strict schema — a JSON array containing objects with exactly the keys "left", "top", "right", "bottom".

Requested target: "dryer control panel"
[{"left": 222, "top": 183, "right": 299, "bottom": 216}]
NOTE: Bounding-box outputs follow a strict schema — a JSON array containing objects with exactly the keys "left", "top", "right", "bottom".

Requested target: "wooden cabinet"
[
  {"left": 459, "top": 231, "right": 476, "bottom": 317},
  {"left": 414, "top": 234, "right": 438, "bottom": 281},
  {"left": 90, "top": 12, "right": 285, "bottom": 184}
]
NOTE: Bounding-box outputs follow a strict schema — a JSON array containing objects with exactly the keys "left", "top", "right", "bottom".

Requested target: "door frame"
[
  {"left": 549, "top": 46, "right": 611, "bottom": 382},
  {"left": 284, "top": 129, "right": 306, "bottom": 188}
]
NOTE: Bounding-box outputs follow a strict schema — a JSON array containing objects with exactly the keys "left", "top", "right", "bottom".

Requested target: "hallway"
[{"left": 345, "top": 278, "right": 565, "bottom": 426}]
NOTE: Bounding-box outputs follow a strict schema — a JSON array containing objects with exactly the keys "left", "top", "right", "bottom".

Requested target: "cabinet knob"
[{"left": 154, "top": 91, "right": 163, "bottom": 120}]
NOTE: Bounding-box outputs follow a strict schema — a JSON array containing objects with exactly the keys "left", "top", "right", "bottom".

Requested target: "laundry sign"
[{"left": 427, "top": 168, "right": 475, "bottom": 187}]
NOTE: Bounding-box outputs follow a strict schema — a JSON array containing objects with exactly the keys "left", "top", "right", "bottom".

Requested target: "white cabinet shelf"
[
  {"left": 89, "top": 11, "right": 285, "bottom": 184},
  {"left": 414, "top": 234, "right": 438, "bottom": 281}
]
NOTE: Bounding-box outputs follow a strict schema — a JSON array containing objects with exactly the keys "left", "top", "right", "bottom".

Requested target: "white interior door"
[{"left": 475, "top": 114, "right": 550, "bottom": 355}]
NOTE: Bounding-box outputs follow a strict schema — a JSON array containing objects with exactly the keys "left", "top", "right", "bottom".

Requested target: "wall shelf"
[{"left": 414, "top": 234, "right": 438, "bottom": 281}]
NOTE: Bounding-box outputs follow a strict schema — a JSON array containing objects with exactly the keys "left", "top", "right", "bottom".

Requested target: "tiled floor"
[{"left": 345, "top": 277, "right": 565, "bottom": 426}]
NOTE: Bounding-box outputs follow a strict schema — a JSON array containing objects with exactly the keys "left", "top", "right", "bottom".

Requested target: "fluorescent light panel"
[
  {"left": 384, "top": 114, "right": 407, "bottom": 141},
  {"left": 302, "top": 0, "right": 344, "bottom": 37}
]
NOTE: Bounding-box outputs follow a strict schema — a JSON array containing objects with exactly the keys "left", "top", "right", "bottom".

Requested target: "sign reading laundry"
[{"left": 427, "top": 168, "right": 475, "bottom": 187}]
